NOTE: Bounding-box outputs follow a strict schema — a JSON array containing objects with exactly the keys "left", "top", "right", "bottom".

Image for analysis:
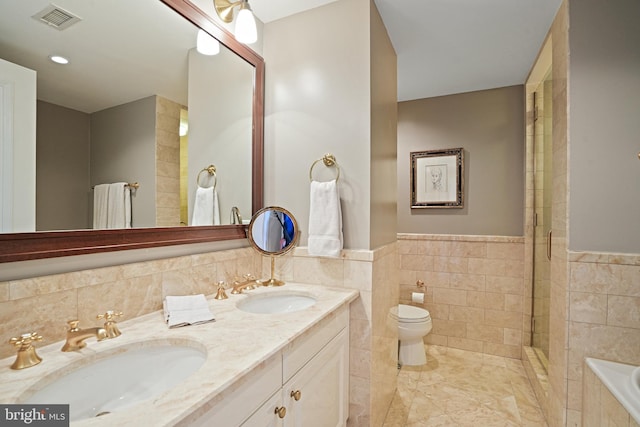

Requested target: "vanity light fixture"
[
  {"left": 49, "top": 55, "right": 69, "bottom": 65},
  {"left": 214, "top": 0, "right": 258, "bottom": 44},
  {"left": 196, "top": 29, "right": 220, "bottom": 55}
]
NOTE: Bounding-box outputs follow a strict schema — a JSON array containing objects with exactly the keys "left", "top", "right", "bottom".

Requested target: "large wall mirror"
[{"left": 0, "top": 0, "right": 264, "bottom": 262}]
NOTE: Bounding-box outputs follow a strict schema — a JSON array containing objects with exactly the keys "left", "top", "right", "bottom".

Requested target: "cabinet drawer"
[
  {"left": 282, "top": 305, "right": 348, "bottom": 382},
  {"left": 189, "top": 353, "right": 282, "bottom": 427}
]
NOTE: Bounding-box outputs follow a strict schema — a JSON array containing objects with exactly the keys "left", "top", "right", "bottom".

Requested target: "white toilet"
[{"left": 388, "top": 304, "right": 432, "bottom": 366}]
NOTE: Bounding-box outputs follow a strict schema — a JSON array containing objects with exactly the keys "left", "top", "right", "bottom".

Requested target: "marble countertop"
[{"left": 0, "top": 283, "right": 358, "bottom": 426}]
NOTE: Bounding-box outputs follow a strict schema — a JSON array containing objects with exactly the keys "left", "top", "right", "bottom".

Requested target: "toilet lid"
[{"left": 390, "top": 304, "right": 431, "bottom": 322}]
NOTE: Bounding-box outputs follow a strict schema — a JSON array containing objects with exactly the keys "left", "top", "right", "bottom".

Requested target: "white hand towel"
[
  {"left": 163, "top": 294, "right": 215, "bottom": 328},
  {"left": 308, "top": 179, "right": 343, "bottom": 257},
  {"left": 192, "top": 186, "right": 220, "bottom": 226},
  {"left": 213, "top": 189, "right": 221, "bottom": 226},
  {"left": 107, "top": 183, "right": 131, "bottom": 229},
  {"left": 93, "top": 184, "right": 110, "bottom": 229}
]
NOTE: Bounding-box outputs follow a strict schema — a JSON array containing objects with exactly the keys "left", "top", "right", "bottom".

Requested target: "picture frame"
[{"left": 410, "top": 147, "right": 464, "bottom": 208}]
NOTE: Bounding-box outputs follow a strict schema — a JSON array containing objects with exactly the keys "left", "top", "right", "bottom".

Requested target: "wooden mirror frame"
[{"left": 0, "top": 0, "right": 264, "bottom": 263}]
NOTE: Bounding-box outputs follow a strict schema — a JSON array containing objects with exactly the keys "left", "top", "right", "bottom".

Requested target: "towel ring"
[
  {"left": 309, "top": 154, "right": 340, "bottom": 182},
  {"left": 196, "top": 165, "right": 217, "bottom": 189}
]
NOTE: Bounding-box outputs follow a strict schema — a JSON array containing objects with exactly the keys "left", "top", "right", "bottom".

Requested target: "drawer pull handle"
[
  {"left": 291, "top": 390, "right": 302, "bottom": 401},
  {"left": 275, "top": 406, "right": 287, "bottom": 419}
]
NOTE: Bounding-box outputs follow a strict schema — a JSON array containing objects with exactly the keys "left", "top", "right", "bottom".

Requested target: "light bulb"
[
  {"left": 235, "top": 6, "right": 257, "bottom": 44},
  {"left": 196, "top": 29, "right": 220, "bottom": 55},
  {"left": 49, "top": 55, "right": 69, "bottom": 64}
]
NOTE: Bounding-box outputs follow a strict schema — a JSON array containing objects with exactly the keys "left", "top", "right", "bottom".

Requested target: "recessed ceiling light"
[{"left": 49, "top": 55, "right": 69, "bottom": 65}]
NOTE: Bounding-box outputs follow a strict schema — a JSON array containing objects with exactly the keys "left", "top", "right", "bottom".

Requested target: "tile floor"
[{"left": 382, "top": 345, "right": 548, "bottom": 426}]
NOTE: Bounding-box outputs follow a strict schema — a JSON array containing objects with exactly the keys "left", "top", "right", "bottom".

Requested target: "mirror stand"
[
  {"left": 257, "top": 255, "right": 285, "bottom": 287},
  {"left": 247, "top": 206, "right": 299, "bottom": 287}
]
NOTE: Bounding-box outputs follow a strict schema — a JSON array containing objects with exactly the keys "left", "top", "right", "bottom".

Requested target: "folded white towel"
[
  {"left": 192, "top": 186, "right": 221, "bottom": 226},
  {"left": 107, "top": 183, "right": 131, "bottom": 229},
  {"left": 163, "top": 294, "right": 215, "bottom": 329},
  {"left": 93, "top": 184, "right": 110, "bottom": 229},
  {"left": 308, "top": 179, "right": 343, "bottom": 257}
]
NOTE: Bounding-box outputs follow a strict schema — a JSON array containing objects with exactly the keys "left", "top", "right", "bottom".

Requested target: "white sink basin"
[
  {"left": 23, "top": 344, "right": 206, "bottom": 421},
  {"left": 237, "top": 292, "right": 317, "bottom": 314}
]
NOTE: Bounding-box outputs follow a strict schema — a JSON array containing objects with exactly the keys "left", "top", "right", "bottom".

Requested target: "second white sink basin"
[
  {"left": 22, "top": 343, "right": 206, "bottom": 422},
  {"left": 237, "top": 292, "right": 317, "bottom": 314}
]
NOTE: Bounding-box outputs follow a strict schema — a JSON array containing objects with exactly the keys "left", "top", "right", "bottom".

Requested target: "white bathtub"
[{"left": 586, "top": 358, "right": 640, "bottom": 424}]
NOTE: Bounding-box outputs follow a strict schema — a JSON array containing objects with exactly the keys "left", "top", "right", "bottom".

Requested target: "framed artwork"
[{"left": 410, "top": 148, "right": 464, "bottom": 208}]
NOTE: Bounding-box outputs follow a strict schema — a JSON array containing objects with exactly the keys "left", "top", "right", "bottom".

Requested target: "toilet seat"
[{"left": 389, "top": 304, "right": 431, "bottom": 323}]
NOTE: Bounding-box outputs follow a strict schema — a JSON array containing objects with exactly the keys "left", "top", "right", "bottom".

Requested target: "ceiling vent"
[{"left": 32, "top": 4, "right": 82, "bottom": 31}]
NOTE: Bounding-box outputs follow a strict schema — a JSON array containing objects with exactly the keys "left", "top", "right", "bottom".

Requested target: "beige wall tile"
[
  {"left": 433, "top": 288, "right": 467, "bottom": 306},
  {"left": 601, "top": 386, "right": 631, "bottom": 427},
  {"left": 400, "top": 254, "right": 433, "bottom": 271},
  {"left": 447, "top": 336, "right": 483, "bottom": 352},
  {"left": 484, "top": 309, "right": 521, "bottom": 329},
  {"left": 569, "top": 291, "right": 608, "bottom": 324},
  {"left": 449, "top": 273, "right": 485, "bottom": 291},
  {"left": 449, "top": 305, "right": 483, "bottom": 323},
  {"left": 431, "top": 319, "right": 466, "bottom": 338},
  {"left": 433, "top": 256, "right": 468, "bottom": 273},
  {"left": 487, "top": 242, "right": 524, "bottom": 260},
  {"left": 0, "top": 290, "right": 78, "bottom": 359},
  {"left": 467, "top": 323, "right": 503, "bottom": 343},
  {"left": 485, "top": 276, "right": 523, "bottom": 295},
  {"left": 292, "top": 256, "right": 344, "bottom": 285},
  {"left": 607, "top": 295, "right": 640, "bottom": 328},
  {"left": 344, "top": 260, "right": 373, "bottom": 291},
  {"left": 467, "top": 291, "right": 505, "bottom": 310}
]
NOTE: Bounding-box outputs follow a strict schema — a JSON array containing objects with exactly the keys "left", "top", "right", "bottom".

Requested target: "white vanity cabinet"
[
  {"left": 191, "top": 305, "right": 349, "bottom": 427},
  {"left": 280, "top": 329, "right": 349, "bottom": 427}
]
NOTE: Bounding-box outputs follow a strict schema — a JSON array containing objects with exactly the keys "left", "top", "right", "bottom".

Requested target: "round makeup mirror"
[{"left": 247, "top": 206, "right": 299, "bottom": 286}]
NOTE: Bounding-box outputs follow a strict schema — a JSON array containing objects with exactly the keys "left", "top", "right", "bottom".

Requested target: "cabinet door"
[
  {"left": 283, "top": 328, "right": 348, "bottom": 427},
  {"left": 242, "top": 391, "right": 284, "bottom": 427}
]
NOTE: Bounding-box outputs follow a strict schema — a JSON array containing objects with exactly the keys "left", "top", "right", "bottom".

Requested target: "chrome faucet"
[
  {"left": 230, "top": 207, "right": 243, "bottom": 225},
  {"left": 61, "top": 320, "right": 107, "bottom": 352}
]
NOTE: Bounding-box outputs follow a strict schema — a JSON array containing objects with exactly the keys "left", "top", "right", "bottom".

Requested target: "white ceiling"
[
  {"left": 251, "top": 0, "right": 563, "bottom": 101},
  {"left": 0, "top": 0, "right": 563, "bottom": 112}
]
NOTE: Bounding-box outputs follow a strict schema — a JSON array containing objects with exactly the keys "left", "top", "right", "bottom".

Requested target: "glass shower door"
[{"left": 531, "top": 70, "right": 552, "bottom": 365}]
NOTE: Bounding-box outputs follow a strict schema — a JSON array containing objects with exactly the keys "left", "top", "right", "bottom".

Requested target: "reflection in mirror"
[
  {"left": 248, "top": 206, "right": 299, "bottom": 286},
  {"left": 0, "top": 0, "right": 254, "bottom": 233}
]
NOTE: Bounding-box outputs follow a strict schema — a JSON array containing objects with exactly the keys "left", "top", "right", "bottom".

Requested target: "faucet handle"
[
  {"left": 8, "top": 332, "right": 43, "bottom": 370},
  {"left": 214, "top": 281, "right": 228, "bottom": 300},
  {"left": 97, "top": 311, "right": 123, "bottom": 339},
  {"left": 66, "top": 320, "right": 81, "bottom": 331},
  {"left": 97, "top": 310, "right": 123, "bottom": 322},
  {"left": 9, "top": 332, "right": 43, "bottom": 349}
]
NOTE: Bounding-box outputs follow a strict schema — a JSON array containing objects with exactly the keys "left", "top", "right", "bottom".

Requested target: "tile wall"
[
  {"left": 397, "top": 234, "right": 526, "bottom": 359},
  {"left": 155, "top": 96, "right": 183, "bottom": 227},
  {"left": 566, "top": 252, "right": 640, "bottom": 425},
  {"left": 0, "top": 247, "right": 261, "bottom": 360},
  {"left": 582, "top": 360, "right": 640, "bottom": 427},
  {"left": 277, "top": 243, "right": 399, "bottom": 427},
  {"left": 0, "top": 242, "right": 399, "bottom": 427}
]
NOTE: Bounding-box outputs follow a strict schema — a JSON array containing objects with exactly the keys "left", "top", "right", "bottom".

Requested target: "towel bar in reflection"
[
  {"left": 196, "top": 165, "right": 217, "bottom": 189},
  {"left": 309, "top": 154, "right": 340, "bottom": 182},
  {"left": 91, "top": 182, "right": 139, "bottom": 190}
]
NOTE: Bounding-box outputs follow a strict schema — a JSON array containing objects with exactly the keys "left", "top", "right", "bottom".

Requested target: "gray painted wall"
[
  {"left": 36, "top": 101, "right": 91, "bottom": 230},
  {"left": 90, "top": 96, "right": 156, "bottom": 228},
  {"left": 569, "top": 0, "right": 640, "bottom": 253},
  {"left": 264, "top": 0, "right": 373, "bottom": 250},
  {"left": 370, "top": 2, "right": 398, "bottom": 249},
  {"left": 187, "top": 48, "right": 253, "bottom": 225},
  {"left": 397, "top": 86, "right": 525, "bottom": 236}
]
